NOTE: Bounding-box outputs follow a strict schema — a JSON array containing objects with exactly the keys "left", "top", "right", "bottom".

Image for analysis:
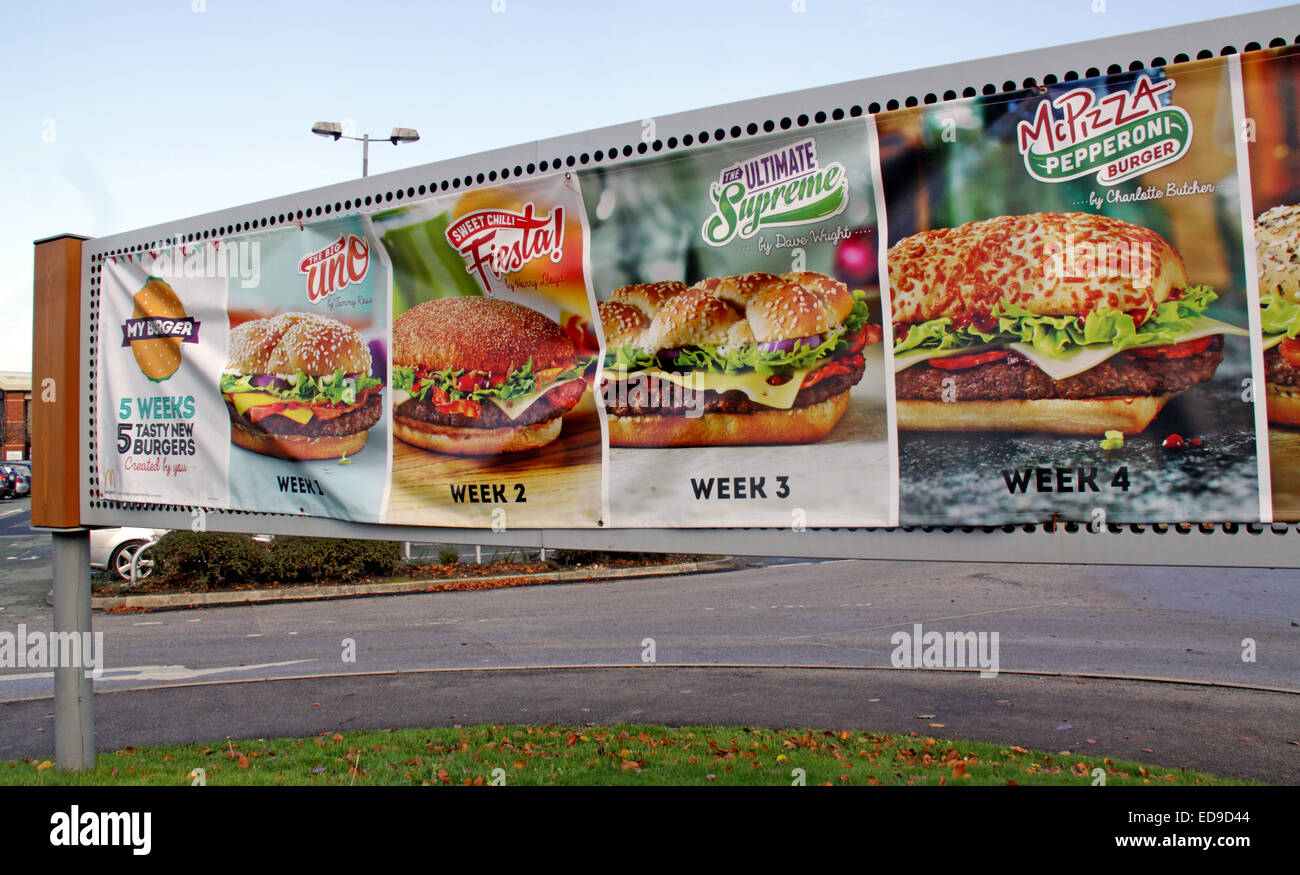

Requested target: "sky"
[{"left": 1, "top": 0, "right": 1293, "bottom": 372}]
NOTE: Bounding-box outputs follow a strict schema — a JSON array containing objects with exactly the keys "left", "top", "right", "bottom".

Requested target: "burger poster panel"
[
  {"left": 221, "top": 215, "right": 391, "bottom": 522},
  {"left": 97, "top": 246, "right": 230, "bottom": 508},
  {"left": 580, "top": 120, "right": 896, "bottom": 527},
  {"left": 876, "top": 56, "right": 1263, "bottom": 525},
  {"left": 1242, "top": 44, "right": 1300, "bottom": 520},
  {"left": 372, "top": 173, "right": 603, "bottom": 528}
]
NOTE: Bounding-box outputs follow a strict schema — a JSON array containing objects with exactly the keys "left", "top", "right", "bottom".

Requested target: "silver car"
[
  {"left": 7, "top": 461, "right": 30, "bottom": 497},
  {"left": 89, "top": 527, "right": 168, "bottom": 581}
]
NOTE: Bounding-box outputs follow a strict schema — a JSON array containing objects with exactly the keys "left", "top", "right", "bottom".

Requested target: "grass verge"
[{"left": 0, "top": 724, "right": 1253, "bottom": 786}]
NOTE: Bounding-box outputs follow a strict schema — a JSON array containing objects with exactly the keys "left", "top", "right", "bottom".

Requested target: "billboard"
[{"left": 86, "top": 45, "right": 1300, "bottom": 530}]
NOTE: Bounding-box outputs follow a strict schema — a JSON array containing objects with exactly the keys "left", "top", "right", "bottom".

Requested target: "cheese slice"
[
  {"left": 611, "top": 366, "right": 817, "bottom": 410},
  {"left": 230, "top": 391, "right": 314, "bottom": 424},
  {"left": 485, "top": 379, "right": 583, "bottom": 421},
  {"left": 894, "top": 316, "right": 1246, "bottom": 381}
]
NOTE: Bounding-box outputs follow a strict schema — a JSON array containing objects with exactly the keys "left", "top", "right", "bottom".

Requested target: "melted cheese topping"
[
  {"left": 893, "top": 316, "right": 1245, "bottom": 380},
  {"left": 230, "top": 391, "right": 314, "bottom": 424}
]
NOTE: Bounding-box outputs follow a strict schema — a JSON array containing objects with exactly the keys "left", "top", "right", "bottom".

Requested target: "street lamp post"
[{"left": 311, "top": 122, "right": 420, "bottom": 178}]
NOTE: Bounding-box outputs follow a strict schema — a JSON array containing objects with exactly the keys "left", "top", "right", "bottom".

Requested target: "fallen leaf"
[{"left": 952, "top": 762, "right": 968, "bottom": 778}]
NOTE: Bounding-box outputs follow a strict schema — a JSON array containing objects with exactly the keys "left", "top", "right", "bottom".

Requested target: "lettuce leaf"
[
  {"left": 894, "top": 285, "right": 1218, "bottom": 358},
  {"left": 603, "top": 288, "right": 872, "bottom": 376},
  {"left": 395, "top": 357, "right": 590, "bottom": 404},
  {"left": 1260, "top": 294, "right": 1300, "bottom": 339},
  {"left": 220, "top": 370, "right": 383, "bottom": 406}
]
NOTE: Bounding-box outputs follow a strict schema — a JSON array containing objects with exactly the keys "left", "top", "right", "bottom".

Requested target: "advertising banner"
[
  {"left": 1242, "top": 44, "right": 1300, "bottom": 521},
  {"left": 221, "top": 215, "right": 391, "bottom": 522},
  {"left": 876, "top": 55, "right": 1265, "bottom": 525},
  {"left": 580, "top": 121, "right": 898, "bottom": 526},
  {"left": 89, "top": 44, "right": 1300, "bottom": 529},
  {"left": 374, "top": 173, "right": 604, "bottom": 528},
  {"left": 97, "top": 243, "right": 232, "bottom": 509}
]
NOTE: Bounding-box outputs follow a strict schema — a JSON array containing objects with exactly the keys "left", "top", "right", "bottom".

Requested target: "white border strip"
[
  {"left": 1228, "top": 53, "right": 1275, "bottom": 523},
  {"left": 866, "top": 115, "right": 900, "bottom": 527}
]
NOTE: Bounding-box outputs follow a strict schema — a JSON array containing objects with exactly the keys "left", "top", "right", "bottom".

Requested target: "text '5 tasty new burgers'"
[
  {"left": 222, "top": 313, "right": 384, "bottom": 459},
  {"left": 391, "top": 297, "right": 590, "bottom": 455},
  {"left": 889, "top": 212, "right": 1242, "bottom": 433},
  {"left": 1255, "top": 204, "right": 1300, "bottom": 426},
  {"left": 600, "top": 271, "right": 880, "bottom": 447}
]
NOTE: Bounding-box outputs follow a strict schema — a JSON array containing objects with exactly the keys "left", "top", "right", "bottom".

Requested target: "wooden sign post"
[{"left": 32, "top": 233, "right": 94, "bottom": 771}]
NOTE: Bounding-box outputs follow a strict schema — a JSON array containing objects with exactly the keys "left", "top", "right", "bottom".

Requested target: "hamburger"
[
  {"left": 222, "top": 312, "right": 384, "bottom": 459},
  {"left": 889, "top": 212, "right": 1242, "bottom": 433},
  {"left": 599, "top": 271, "right": 880, "bottom": 447},
  {"left": 1255, "top": 204, "right": 1300, "bottom": 426},
  {"left": 391, "top": 297, "right": 590, "bottom": 455}
]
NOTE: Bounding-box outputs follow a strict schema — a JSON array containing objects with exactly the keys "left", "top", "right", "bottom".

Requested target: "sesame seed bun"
[
  {"left": 895, "top": 395, "right": 1174, "bottom": 434},
  {"left": 393, "top": 297, "right": 576, "bottom": 373},
  {"left": 606, "top": 392, "right": 851, "bottom": 447},
  {"left": 393, "top": 413, "right": 562, "bottom": 455},
  {"left": 228, "top": 312, "right": 371, "bottom": 376},
  {"left": 888, "top": 212, "right": 1187, "bottom": 323},
  {"left": 1256, "top": 204, "right": 1300, "bottom": 304},
  {"left": 230, "top": 418, "right": 373, "bottom": 460}
]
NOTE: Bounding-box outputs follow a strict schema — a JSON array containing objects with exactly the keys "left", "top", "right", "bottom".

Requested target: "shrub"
[
  {"left": 153, "top": 532, "right": 270, "bottom": 590},
  {"left": 549, "top": 549, "right": 680, "bottom": 565},
  {"left": 437, "top": 545, "right": 460, "bottom": 565},
  {"left": 266, "top": 537, "right": 403, "bottom": 583}
]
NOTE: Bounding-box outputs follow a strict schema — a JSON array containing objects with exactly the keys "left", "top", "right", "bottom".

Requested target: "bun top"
[
  {"left": 1256, "top": 204, "right": 1300, "bottom": 303},
  {"left": 888, "top": 212, "right": 1188, "bottom": 324},
  {"left": 228, "top": 312, "right": 371, "bottom": 376},
  {"left": 394, "top": 297, "right": 576, "bottom": 374},
  {"left": 600, "top": 271, "right": 854, "bottom": 352}
]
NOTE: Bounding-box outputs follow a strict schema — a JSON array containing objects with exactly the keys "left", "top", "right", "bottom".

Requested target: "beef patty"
[
  {"left": 895, "top": 336, "right": 1224, "bottom": 401},
  {"left": 1265, "top": 344, "right": 1300, "bottom": 387},
  {"left": 396, "top": 378, "right": 587, "bottom": 430},
  {"left": 226, "top": 392, "right": 383, "bottom": 437}
]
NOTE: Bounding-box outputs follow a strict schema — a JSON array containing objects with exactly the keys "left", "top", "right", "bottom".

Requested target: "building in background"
[{"left": 0, "top": 372, "right": 31, "bottom": 460}]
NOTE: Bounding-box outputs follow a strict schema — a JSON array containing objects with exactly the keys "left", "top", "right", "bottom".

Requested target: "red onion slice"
[{"left": 758, "top": 333, "right": 824, "bottom": 354}]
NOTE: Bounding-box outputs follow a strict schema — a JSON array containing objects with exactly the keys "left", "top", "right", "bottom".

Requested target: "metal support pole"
[
  {"left": 51, "top": 529, "right": 94, "bottom": 770},
  {"left": 362, "top": 133, "right": 370, "bottom": 178}
]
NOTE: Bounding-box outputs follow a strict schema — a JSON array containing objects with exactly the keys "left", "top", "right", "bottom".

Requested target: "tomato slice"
[
  {"left": 1280, "top": 338, "right": 1300, "bottom": 369},
  {"left": 435, "top": 398, "right": 481, "bottom": 418},
  {"left": 1133, "top": 336, "right": 1212, "bottom": 360},
  {"left": 929, "top": 349, "right": 1011, "bottom": 371}
]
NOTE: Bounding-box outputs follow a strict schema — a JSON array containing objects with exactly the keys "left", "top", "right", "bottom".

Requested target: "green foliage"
[
  {"left": 151, "top": 532, "right": 401, "bottom": 588},
  {"left": 266, "top": 537, "right": 402, "bottom": 583},
  {"left": 0, "top": 724, "right": 1251, "bottom": 787},
  {"left": 153, "top": 532, "right": 269, "bottom": 590},
  {"left": 436, "top": 546, "right": 461, "bottom": 565},
  {"left": 550, "top": 549, "right": 686, "bottom": 565}
]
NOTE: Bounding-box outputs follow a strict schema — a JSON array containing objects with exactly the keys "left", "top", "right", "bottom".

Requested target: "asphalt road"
[{"left": 0, "top": 498, "right": 1296, "bottom": 782}]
